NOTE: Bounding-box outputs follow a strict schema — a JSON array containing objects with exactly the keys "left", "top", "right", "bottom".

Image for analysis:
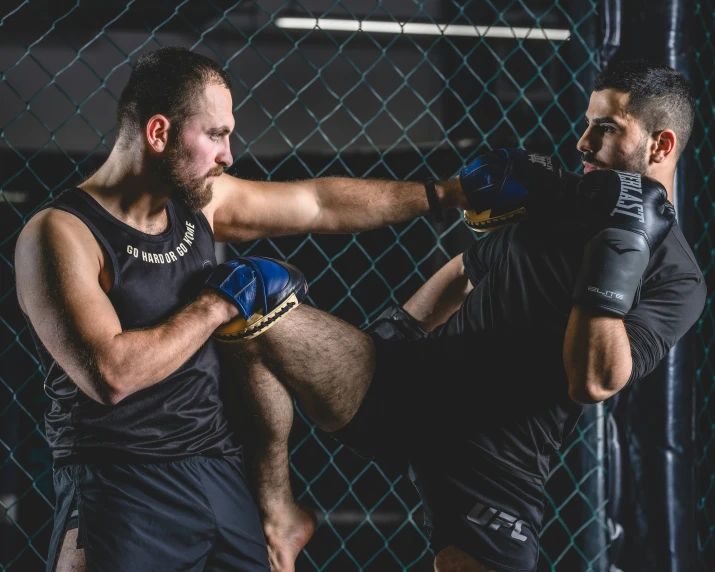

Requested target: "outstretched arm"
[{"left": 203, "top": 174, "right": 467, "bottom": 243}]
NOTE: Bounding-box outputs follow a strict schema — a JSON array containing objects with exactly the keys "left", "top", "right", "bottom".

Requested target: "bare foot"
[{"left": 264, "top": 502, "right": 317, "bottom": 572}]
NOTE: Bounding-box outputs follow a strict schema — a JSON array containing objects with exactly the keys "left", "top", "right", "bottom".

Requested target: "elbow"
[
  {"left": 102, "top": 386, "right": 129, "bottom": 407},
  {"left": 90, "top": 364, "right": 130, "bottom": 406},
  {"left": 564, "top": 355, "right": 632, "bottom": 405},
  {"left": 567, "top": 379, "right": 615, "bottom": 405},
  {"left": 102, "top": 374, "right": 131, "bottom": 406},
  {"left": 567, "top": 367, "right": 631, "bottom": 404}
]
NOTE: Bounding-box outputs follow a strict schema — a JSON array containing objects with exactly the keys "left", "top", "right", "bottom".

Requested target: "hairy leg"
[
  {"left": 54, "top": 529, "right": 85, "bottom": 572},
  {"left": 434, "top": 545, "right": 495, "bottom": 572},
  {"left": 221, "top": 304, "right": 376, "bottom": 432},
  {"left": 217, "top": 304, "right": 375, "bottom": 570},
  {"left": 220, "top": 340, "right": 316, "bottom": 572}
]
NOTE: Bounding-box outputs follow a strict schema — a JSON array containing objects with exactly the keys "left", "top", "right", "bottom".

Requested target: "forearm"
[
  {"left": 96, "top": 291, "right": 229, "bottom": 404},
  {"left": 313, "top": 177, "right": 466, "bottom": 232},
  {"left": 403, "top": 254, "right": 473, "bottom": 332},
  {"left": 563, "top": 306, "right": 632, "bottom": 404}
]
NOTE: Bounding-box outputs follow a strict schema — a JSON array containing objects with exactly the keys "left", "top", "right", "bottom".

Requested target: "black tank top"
[{"left": 28, "top": 188, "right": 240, "bottom": 466}]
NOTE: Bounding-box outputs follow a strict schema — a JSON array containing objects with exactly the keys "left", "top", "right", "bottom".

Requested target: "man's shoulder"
[
  {"left": 638, "top": 222, "right": 707, "bottom": 317},
  {"left": 21, "top": 203, "right": 84, "bottom": 240},
  {"left": 19, "top": 199, "right": 100, "bottom": 266},
  {"left": 647, "top": 222, "right": 703, "bottom": 282}
]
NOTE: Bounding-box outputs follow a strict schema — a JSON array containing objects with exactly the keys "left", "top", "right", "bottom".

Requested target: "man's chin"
[
  {"left": 193, "top": 188, "right": 213, "bottom": 212},
  {"left": 175, "top": 185, "right": 213, "bottom": 212}
]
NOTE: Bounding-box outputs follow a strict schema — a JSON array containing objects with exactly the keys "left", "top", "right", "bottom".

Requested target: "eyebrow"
[
  {"left": 209, "top": 126, "right": 233, "bottom": 135},
  {"left": 587, "top": 116, "right": 620, "bottom": 126}
]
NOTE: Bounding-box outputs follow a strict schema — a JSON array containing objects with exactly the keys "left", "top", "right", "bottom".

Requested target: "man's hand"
[
  {"left": 573, "top": 170, "right": 675, "bottom": 316},
  {"left": 364, "top": 305, "right": 427, "bottom": 341},
  {"left": 204, "top": 256, "right": 308, "bottom": 341},
  {"left": 199, "top": 289, "right": 240, "bottom": 324},
  {"left": 458, "top": 148, "right": 581, "bottom": 232}
]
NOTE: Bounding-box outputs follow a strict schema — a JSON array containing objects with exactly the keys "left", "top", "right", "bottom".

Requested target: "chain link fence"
[
  {"left": 695, "top": 0, "right": 715, "bottom": 569},
  {"left": 0, "top": 0, "right": 709, "bottom": 570}
]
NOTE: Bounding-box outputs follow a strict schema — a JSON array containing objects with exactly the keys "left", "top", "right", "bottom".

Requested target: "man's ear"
[
  {"left": 146, "top": 115, "right": 171, "bottom": 153},
  {"left": 650, "top": 129, "right": 676, "bottom": 163}
]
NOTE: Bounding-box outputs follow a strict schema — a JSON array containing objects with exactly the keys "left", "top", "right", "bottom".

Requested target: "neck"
[
  {"left": 79, "top": 143, "right": 172, "bottom": 234},
  {"left": 645, "top": 164, "right": 676, "bottom": 204}
]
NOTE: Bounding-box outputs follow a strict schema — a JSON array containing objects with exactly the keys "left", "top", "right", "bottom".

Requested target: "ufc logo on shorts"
[{"left": 467, "top": 501, "right": 528, "bottom": 542}]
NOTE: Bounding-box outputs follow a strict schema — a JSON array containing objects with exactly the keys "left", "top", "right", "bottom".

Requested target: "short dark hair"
[
  {"left": 116, "top": 46, "right": 231, "bottom": 145},
  {"left": 593, "top": 60, "right": 695, "bottom": 157}
]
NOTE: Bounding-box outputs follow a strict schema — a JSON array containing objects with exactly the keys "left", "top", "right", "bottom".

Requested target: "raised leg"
[
  {"left": 219, "top": 339, "right": 314, "bottom": 572},
  {"left": 217, "top": 304, "right": 376, "bottom": 571},
  {"left": 220, "top": 304, "right": 376, "bottom": 432}
]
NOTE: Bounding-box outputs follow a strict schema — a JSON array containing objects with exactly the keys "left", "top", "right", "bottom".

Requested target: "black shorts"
[
  {"left": 334, "top": 335, "right": 547, "bottom": 571},
  {"left": 46, "top": 455, "right": 270, "bottom": 572}
]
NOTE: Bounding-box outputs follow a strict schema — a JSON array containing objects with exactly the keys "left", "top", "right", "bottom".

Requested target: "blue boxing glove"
[
  {"left": 460, "top": 148, "right": 581, "bottom": 232},
  {"left": 204, "top": 256, "right": 308, "bottom": 340}
]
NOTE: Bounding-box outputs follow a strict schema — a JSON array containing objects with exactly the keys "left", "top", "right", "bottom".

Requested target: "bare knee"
[
  {"left": 434, "top": 545, "right": 494, "bottom": 572},
  {"left": 313, "top": 415, "right": 349, "bottom": 433},
  {"left": 54, "top": 528, "right": 85, "bottom": 572}
]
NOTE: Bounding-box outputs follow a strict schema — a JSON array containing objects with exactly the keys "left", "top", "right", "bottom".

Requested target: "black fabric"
[
  {"left": 334, "top": 335, "right": 547, "bottom": 569},
  {"left": 335, "top": 334, "right": 574, "bottom": 484},
  {"left": 430, "top": 220, "right": 705, "bottom": 481},
  {"left": 46, "top": 456, "right": 270, "bottom": 572},
  {"left": 28, "top": 188, "right": 241, "bottom": 466},
  {"left": 455, "top": 221, "right": 705, "bottom": 387},
  {"left": 335, "top": 218, "right": 704, "bottom": 569},
  {"left": 409, "top": 445, "right": 544, "bottom": 572}
]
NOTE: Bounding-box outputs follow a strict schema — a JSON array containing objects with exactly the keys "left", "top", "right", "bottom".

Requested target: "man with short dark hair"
[
  {"left": 15, "top": 46, "right": 469, "bottom": 571},
  {"left": 587, "top": 59, "right": 695, "bottom": 173},
  {"left": 212, "top": 59, "right": 706, "bottom": 571}
]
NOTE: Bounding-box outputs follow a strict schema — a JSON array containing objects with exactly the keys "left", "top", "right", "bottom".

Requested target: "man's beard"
[
  {"left": 583, "top": 135, "right": 649, "bottom": 175},
  {"left": 157, "top": 142, "right": 222, "bottom": 212}
]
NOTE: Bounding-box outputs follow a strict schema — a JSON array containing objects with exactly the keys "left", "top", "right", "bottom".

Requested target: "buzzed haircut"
[
  {"left": 116, "top": 46, "right": 231, "bottom": 146},
  {"left": 593, "top": 60, "right": 695, "bottom": 157}
]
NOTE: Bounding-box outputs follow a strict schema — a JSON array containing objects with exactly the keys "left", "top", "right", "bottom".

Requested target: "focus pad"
[{"left": 206, "top": 256, "right": 308, "bottom": 341}]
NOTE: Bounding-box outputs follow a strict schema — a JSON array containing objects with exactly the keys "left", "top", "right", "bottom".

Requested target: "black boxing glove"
[
  {"left": 573, "top": 170, "right": 675, "bottom": 316},
  {"left": 363, "top": 304, "right": 427, "bottom": 341}
]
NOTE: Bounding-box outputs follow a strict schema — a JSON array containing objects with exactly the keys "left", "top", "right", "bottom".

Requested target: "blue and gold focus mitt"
[
  {"left": 205, "top": 256, "right": 308, "bottom": 340},
  {"left": 460, "top": 148, "right": 581, "bottom": 232}
]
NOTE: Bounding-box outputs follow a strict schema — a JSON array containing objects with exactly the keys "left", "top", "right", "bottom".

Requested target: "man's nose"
[
  {"left": 217, "top": 141, "right": 233, "bottom": 168},
  {"left": 577, "top": 127, "right": 596, "bottom": 155}
]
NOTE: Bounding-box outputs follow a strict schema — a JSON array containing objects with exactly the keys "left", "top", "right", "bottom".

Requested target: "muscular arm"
[
  {"left": 204, "top": 174, "right": 467, "bottom": 243},
  {"left": 15, "top": 210, "right": 236, "bottom": 406},
  {"left": 403, "top": 254, "right": 473, "bottom": 332},
  {"left": 562, "top": 306, "right": 632, "bottom": 404}
]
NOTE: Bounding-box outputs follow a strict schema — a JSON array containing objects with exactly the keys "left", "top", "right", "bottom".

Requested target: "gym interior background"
[{"left": 0, "top": 0, "right": 712, "bottom": 570}]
